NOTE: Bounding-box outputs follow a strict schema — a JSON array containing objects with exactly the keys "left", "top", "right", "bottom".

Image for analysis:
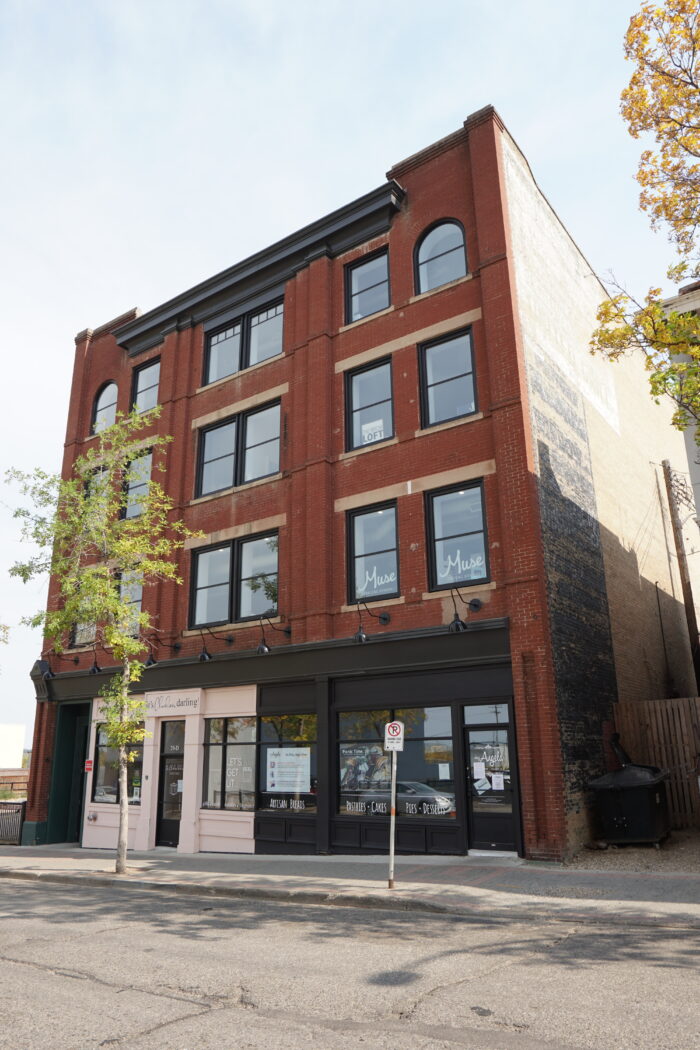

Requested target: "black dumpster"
[{"left": 588, "top": 735, "right": 671, "bottom": 847}]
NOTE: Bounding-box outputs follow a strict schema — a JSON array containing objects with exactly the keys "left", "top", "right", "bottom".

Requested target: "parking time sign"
[{"left": 384, "top": 720, "right": 404, "bottom": 751}]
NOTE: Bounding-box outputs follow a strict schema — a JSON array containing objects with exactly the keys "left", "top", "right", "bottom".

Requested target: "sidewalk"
[{"left": 1, "top": 844, "right": 700, "bottom": 928}]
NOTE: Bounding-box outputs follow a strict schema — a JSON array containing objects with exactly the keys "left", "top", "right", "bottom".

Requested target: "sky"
[{"left": 0, "top": 0, "right": 679, "bottom": 750}]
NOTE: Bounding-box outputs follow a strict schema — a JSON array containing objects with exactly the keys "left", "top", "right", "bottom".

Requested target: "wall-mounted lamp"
[
  {"left": 256, "top": 616, "right": 291, "bottom": 654},
  {"left": 447, "top": 589, "right": 483, "bottom": 633},
  {"left": 198, "top": 631, "right": 213, "bottom": 663},
  {"left": 45, "top": 650, "right": 80, "bottom": 674},
  {"left": 354, "top": 601, "right": 391, "bottom": 643},
  {"left": 148, "top": 634, "right": 182, "bottom": 656}
]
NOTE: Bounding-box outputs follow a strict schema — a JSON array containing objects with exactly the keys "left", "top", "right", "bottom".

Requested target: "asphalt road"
[{"left": 0, "top": 879, "right": 698, "bottom": 1050}]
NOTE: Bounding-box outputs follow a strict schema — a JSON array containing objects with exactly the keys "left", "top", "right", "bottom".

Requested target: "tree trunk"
[{"left": 115, "top": 659, "right": 131, "bottom": 875}]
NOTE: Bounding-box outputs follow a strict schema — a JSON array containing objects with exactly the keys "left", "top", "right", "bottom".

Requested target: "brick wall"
[{"left": 501, "top": 125, "right": 699, "bottom": 849}]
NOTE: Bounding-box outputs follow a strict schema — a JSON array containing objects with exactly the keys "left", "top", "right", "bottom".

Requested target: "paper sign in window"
[
  {"left": 266, "top": 748, "right": 310, "bottom": 793},
  {"left": 361, "top": 419, "right": 384, "bottom": 444}
]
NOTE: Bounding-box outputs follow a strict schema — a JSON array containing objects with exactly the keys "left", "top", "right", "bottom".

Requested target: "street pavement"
[
  {"left": 1, "top": 843, "right": 699, "bottom": 927},
  {"left": 1, "top": 878, "right": 698, "bottom": 1050}
]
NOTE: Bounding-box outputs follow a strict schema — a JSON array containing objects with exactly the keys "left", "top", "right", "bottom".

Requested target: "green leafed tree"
[
  {"left": 591, "top": 0, "right": 700, "bottom": 442},
  {"left": 7, "top": 408, "right": 199, "bottom": 874}
]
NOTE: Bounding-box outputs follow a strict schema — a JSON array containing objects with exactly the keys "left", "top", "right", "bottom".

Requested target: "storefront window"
[
  {"left": 464, "top": 703, "right": 508, "bottom": 725},
  {"left": 202, "top": 717, "right": 256, "bottom": 811},
  {"left": 337, "top": 710, "right": 389, "bottom": 741},
  {"left": 338, "top": 706, "right": 455, "bottom": 818},
  {"left": 92, "top": 725, "right": 143, "bottom": 805},
  {"left": 258, "top": 714, "right": 317, "bottom": 814}
]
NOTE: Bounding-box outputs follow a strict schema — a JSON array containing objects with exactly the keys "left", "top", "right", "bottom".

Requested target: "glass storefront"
[
  {"left": 202, "top": 717, "right": 257, "bottom": 811},
  {"left": 92, "top": 725, "right": 143, "bottom": 805},
  {"left": 337, "top": 706, "right": 456, "bottom": 819},
  {"left": 258, "top": 713, "right": 317, "bottom": 814},
  {"left": 194, "top": 671, "right": 519, "bottom": 855}
]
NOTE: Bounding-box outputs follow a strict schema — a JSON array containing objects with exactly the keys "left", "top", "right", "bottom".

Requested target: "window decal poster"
[{"left": 266, "top": 748, "right": 310, "bottom": 793}]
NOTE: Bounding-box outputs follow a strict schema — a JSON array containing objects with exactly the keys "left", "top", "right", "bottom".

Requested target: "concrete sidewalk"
[{"left": 2, "top": 844, "right": 700, "bottom": 928}]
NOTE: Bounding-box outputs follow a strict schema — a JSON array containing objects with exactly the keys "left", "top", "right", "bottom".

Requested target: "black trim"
[
  {"left": 131, "top": 358, "right": 160, "bottom": 413},
  {"left": 347, "top": 501, "right": 399, "bottom": 604},
  {"left": 122, "top": 449, "right": 152, "bottom": 519},
  {"left": 195, "top": 401, "right": 281, "bottom": 498},
  {"left": 91, "top": 723, "right": 143, "bottom": 805},
  {"left": 189, "top": 531, "right": 278, "bottom": 629},
  {"left": 414, "top": 218, "right": 468, "bottom": 296},
  {"left": 344, "top": 358, "right": 394, "bottom": 452},
  {"left": 425, "top": 480, "right": 490, "bottom": 591},
  {"left": 203, "top": 300, "right": 284, "bottom": 386},
  {"left": 34, "top": 621, "right": 510, "bottom": 703},
  {"left": 418, "top": 327, "right": 477, "bottom": 429},
  {"left": 344, "top": 248, "right": 390, "bottom": 325},
  {"left": 91, "top": 381, "right": 118, "bottom": 434},
  {"left": 115, "top": 182, "right": 406, "bottom": 357}
]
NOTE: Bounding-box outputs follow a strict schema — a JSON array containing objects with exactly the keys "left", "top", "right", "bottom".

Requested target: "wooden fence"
[{"left": 614, "top": 697, "right": 700, "bottom": 829}]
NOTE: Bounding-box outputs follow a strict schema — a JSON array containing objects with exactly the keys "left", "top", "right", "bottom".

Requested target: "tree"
[
  {"left": 7, "top": 408, "right": 198, "bottom": 874},
  {"left": 591, "top": 1, "right": 700, "bottom": 441}
]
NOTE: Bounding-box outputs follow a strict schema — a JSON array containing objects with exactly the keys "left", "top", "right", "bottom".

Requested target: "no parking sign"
[{"left": 384, "top": 720, "right": 404, "bottom": 751}]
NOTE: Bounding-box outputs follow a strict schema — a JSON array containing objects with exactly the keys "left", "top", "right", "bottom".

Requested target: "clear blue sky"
[{"left": 0, "top": 1, "right": 675, "bottom": 748}]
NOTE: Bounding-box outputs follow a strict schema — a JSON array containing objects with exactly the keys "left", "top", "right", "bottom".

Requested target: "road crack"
[
  {"left": 391, "top": 925, "right": 581, "bottom": 1022},
  {"left": 0, "top": 950, "right": 208, "bottom": 1007}
]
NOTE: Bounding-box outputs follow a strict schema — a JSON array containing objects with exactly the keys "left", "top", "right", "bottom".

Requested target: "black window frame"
[
  {"left": 131, "top": 359, "right": 160, "bottom": 414},
  {"left": 344, "top": 358, "right": 394, "bottom": 452},
  {"left": 203, "top": 299, "right": 284, "bottom": 386},
  {"left": 92, "top": 382, "right": 118, "bottom": 434},
  {"left": 123, "top": 449, "right": 152, "bottom": 519},
  {"left": 257, "top": 713, "right": 318, "bottom": 815},
  {"left": 92, "top": 723, "right": 144, "bottom": 805},
  {"left": 201, "top": 716, "right": 257, "bottom": 812},
  {"left": 337, "top": 704, "right": 455, "bottom": 819},
  {"left": 70, "top": 621, "right": 97, "bottom": 648},
  {"left": 347, "top": 501, "right": 400, "bottom": 605},
  {"left": 195, "top": 401, "right": 281, "bottom": 499},
  {"left": 118, "top": 570, "right": 143, "bottom": 637},
  {"left": 418, "top": 327, "right": 477, "bottom": 429},
  {"left": 345, "top": 249, "right": 390, "bottom": 325},
  {"left": 414, "top": 219, "right": 468, "bottom": 295},
  {"left": 425, "top": 481, "right": 490, "bottom": 592},
  {"left": 189, "top": 530, "right": 279, "bottom": 628}
]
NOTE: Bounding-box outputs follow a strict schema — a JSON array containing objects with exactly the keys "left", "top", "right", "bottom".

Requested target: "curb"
[{"left": 2, "top": 868, "right": 700, "bottom": 930}]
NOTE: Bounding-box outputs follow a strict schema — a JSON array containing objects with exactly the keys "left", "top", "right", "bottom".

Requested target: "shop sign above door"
[{"left": 145, "top": 689, "right": 202, "bottom": 716}]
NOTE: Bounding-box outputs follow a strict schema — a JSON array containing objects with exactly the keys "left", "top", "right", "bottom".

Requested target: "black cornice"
[
  {"left": 115, "top": 181, "right": 406, "bottom": 358},
  {"left": 30, "top": 620, "right": 509, "bottom": 702}
]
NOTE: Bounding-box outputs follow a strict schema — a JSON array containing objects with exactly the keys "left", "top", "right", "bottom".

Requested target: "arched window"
[
  {"left": 416, "top": 221, "right": 467, "bottom": 294},
  {"left": 92, "top": 382, "right": 118, "bottom": 433}
]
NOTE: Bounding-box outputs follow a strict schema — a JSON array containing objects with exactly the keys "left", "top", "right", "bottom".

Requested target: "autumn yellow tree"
[{"left": 591, "top": 0, "right": 700, "bottom": 439}]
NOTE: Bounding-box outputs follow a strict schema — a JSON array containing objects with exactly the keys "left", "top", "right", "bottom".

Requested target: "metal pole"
[{"left": 388, "top": 748, "right": 397, "bottom": 889}]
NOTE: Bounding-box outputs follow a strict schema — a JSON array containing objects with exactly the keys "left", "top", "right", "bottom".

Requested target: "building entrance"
[
  {"left": 464, "top": 703, "right": 520, "bottom": 852},
  {"left": 156, "top": 721, "right": 185, "bottom": 847},
  {"left": 47, "top": 702, "right": 91, "bottom": 843}
]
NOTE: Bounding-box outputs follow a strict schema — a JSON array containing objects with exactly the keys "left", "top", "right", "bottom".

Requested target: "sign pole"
[
  {"left": 384, "top": 719, "right": 403, "bottom": 890},
  {"left": 388, "top": 747, "right": 397, "bottom": 890}
]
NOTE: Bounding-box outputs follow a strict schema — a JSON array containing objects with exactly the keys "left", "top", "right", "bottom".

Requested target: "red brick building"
[{"left": 24, "top": 107, "right": 698, "bottom": 860}]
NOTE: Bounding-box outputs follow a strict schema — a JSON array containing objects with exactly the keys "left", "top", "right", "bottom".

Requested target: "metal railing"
[{"left": 0, "top": 801, "right": 26, "bottom": 845}]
